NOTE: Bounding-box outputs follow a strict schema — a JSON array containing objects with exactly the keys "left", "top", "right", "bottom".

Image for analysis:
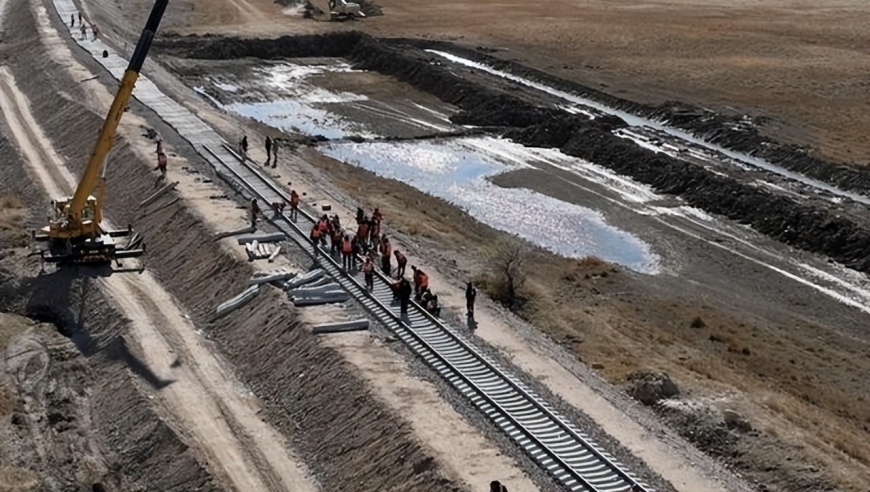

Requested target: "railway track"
[{"left": 205, "top": 142, "right": 654, "bottom": 492}]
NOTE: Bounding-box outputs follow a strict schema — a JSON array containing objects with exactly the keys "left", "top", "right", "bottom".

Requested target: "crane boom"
[
  {"left": 68, "top": 0, "right": 169, "bottom": 220},
  {"left": 34, "top": 0, "right": 169, "bottom": 265}
]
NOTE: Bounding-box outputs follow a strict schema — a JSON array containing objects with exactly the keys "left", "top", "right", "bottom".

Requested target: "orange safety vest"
[
  {"left": 363, "top": 261, "right": 373, "bottom": 274},
  {"left": 290, "top": 192, "right": 299, "bottom": 207},
  {"left": 395, "top": 252, "right": 406, "bottom": 265},
  {"left": 380, "top": 241, "right": 391, "bottom": 257},
  {"left": 310, "top": 227, "right": 321, "bottom": 239},
  {"left": 342, "top": 239, "right": 352, "bottom": 254}
]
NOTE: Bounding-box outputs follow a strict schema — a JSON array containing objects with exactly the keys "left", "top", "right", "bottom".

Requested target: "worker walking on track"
[
  {"left": 379, "top": 236, "right": 392, "bottom": 275},
  {"left": 80, "top": 23, "right": 86, "bottom": 39},
  {"left": 412, "top": 266, "right": 429, "bottom": 301},
  {"left": 310, "top": 225, "right": 322, "bottom": 256},
  {"left": 265, "top": 137, "right": 272, "bottom": 166},
  {"left": 289, "top": 190, "right": 300, "bottom": 222},
  {"left": 240, "top": 135, "right": 249, "bottom": 160},
  {"left": 363, "top": 256, "right": 375, "bottom": 291},
  {"left": 341, "top": 234, "right": 353, "bottom": 271}
]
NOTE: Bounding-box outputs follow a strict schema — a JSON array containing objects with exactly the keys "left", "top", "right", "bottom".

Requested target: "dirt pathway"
[{"left": 0, "top": 64, "right": 318, "bottom": 492}]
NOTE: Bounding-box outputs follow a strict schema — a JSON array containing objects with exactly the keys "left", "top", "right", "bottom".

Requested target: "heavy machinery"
[
  {"left": 33, "top": 0, "right": 169, "bottom": 265},
  {"left": 308, "top": 0, "right": 365, "bottom": 21}
]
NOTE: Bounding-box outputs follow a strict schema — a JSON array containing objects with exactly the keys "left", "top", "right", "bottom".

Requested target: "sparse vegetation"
[
  {"left": 690, "top": 316, "right": 706, "bottom": 329},
  {"left": 483, "top": 237, "right": 529, "bottom": 309}
]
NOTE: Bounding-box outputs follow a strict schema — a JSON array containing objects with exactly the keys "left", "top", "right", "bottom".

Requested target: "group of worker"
[
  {"left": 237, "top": 135, "right": 280, "bottom": 167},
  {"left": 70, "top": 12, "right": 99, "bottom": 41},
  {"left": 249, "top": 187, "right": 480, "bottom": 322}
]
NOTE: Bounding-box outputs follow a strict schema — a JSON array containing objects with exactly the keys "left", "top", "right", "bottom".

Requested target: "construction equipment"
[
  {"left": 33, "top": 0, "right": 169, "bottom": 265},
  {"left": 308, "top": 0, "right": 365, "bottom": 21}
]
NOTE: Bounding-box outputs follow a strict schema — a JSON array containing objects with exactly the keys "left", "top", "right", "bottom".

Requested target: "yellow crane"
[{"left": 34, "top": 0, "right": 169, "bottom": 265}]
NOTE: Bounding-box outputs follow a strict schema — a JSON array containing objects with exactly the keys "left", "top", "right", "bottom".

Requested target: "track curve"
[{"left": 207, "top": 142, "right": 655, "bottom": 492}]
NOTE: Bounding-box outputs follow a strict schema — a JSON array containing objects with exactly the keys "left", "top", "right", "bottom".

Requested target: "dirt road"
[{"left": 0, "top": 65, "right": 317, "bottom": 492}]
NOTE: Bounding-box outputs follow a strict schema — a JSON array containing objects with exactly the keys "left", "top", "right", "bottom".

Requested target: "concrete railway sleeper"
[{"left": 205, "top": 142, "right": 654, "bottom": 492}]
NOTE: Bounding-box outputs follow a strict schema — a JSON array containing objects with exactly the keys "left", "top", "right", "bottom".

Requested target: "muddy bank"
[
  {"left": 406, "top": 39, "right": 870, "bottom": 193},
  {"left": 18, "top": 5, "right": 469, "bottom": 490},
  {"left": 156, "top": 33, "right": 870, "bottom": 275}
]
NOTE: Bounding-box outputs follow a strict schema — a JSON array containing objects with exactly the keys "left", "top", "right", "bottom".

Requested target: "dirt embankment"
[
  {"left": 0, "top": 130, "right": 220, "bottom": 490},
  {"left": 6, "top": 5, "right": 468, "bottom": 491},
  {"left": 154, "top": 33, "right": 870, "bottom": 277}
]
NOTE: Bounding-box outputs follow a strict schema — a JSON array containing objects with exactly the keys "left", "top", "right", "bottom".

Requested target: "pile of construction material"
[{"left": 237, "top": 233, "right": 286, "bottom": 262}]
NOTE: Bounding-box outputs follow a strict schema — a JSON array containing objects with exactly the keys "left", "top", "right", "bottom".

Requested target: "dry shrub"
[
  {"left": 576, "top": 255, "right": 607, "bottom": 268},
  {"left": 482, "top": 237, "right": 529, "bottom": 309},
  {"left": 0, "top": 195, "right": 23, "bottom": 209},
  {"left": 690, "top": 316, "right": 706, "bottom": 328}
]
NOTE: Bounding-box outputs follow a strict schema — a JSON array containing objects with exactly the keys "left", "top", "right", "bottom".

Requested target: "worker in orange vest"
[
  {"left": 394, "top": 250, "right": 407, "bottom": 278},
  {"left": 341, "top": 234, "right": 354, "bottom": 271},
  {"left": 379, "top": 236, "right": 392, "bottom": 275},
  {"left": 309, "top": 224, "right": 322, "bottom": 256},
  {"left": 412, "top": 266, "right": 429, "bottom": 301},
  {"left": 363, "top": 256, "right": 375, "bottom": 291},
  {"left": 356, "top": 220, "right": 369, "bottom": 253},
  {"left": 289, "top": 190, "right": 300, "bottom": 222}
]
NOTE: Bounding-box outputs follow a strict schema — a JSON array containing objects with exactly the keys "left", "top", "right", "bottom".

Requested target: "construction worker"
[
  {"left": 289, "top": 190, "right": 300, "bottom": 222},
  {"left": 265, "top": 137, "right": 272, "bottom": 166},
  {"left": 372, "top": 207, "right": 383, "bottom": 223},
  {"left": 330, "top": 227, "right": 342, "bottom": 257},
  {"left": 80, "top": 23, "right": 86, "bottom": 39},
  {"left": 397, "top": 278, "right": 412, "bottom": 317},
  {"left": 362, "top": 256, "right": 375, "bottom": 291},
  {"left": 155, "top": 151, "right": 167, "bottom": 175},
  {"left": 490, "top": 481, "right": 508, "bottom": 492},
  {"left": 240, "top": 135, "right": 249, "bottom": 160},
  {"left": 466, "top": 281, "right": 477, "bottom": 319},
  {"left": 355, "top": 207, "right": 364, "bottom": 225},
  {"left": 341, "top": 234, "right": 353, "bottom": 271},
  {"left": 270, "top": 201, "right": 286, "bottom": 216},
  {"left": 412, "top": 266, "right": 429, "bottom": 301},
  {"left": 370, "top": 216, "right": 381, "bottom": 242},
  {"left": 379, "top": 236, "right": 392, "bottom": 275},
  {"left": 70, "top": 14, "right": 75, "bottom": 27},
  {"left": 309, "top": 225, "right": 322, "bottom": 256},
  {"left": 394, "top": 250, "right": 407, "bottom": 278},
  {"left": 92, "top": 23, "right": 100, "bottom": 40},
  {"left": 356, "top": 219, "right": 369, "bottom": 253},
  {"left": 78, "top": 12, "right": 82, "bottom": 25},
  {"left": 250, "top": 198, "right": 260, "bottom": 228}
]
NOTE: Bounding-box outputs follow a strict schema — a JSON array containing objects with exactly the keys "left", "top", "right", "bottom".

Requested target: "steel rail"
[{"left": 206, "top": 142, "right": 654, "bottom": 492}]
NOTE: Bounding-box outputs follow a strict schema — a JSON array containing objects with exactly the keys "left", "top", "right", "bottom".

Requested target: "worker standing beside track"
[
  {"left": 466, "top": 282, "right": 477, "bottom": 319},
  {"left": 264, "top": 136, "right": 272, "bottom": 166}
]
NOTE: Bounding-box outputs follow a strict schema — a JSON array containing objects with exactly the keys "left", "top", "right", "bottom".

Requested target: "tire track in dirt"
[{"left": 0, "top": 64, "right": 317, "bottom": 492}]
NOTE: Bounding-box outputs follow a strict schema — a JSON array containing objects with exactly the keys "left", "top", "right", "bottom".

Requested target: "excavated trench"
[
  {"left": 1, "top": 5, "right": 467, "bottom": 491},
  {"left": 156, "top": 33, "right": 870, "bottom": 276}
]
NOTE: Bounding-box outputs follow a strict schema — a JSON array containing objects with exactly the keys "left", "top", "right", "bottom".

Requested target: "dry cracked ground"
[{"left": 1, "top": 0, "right": 868, "bottom": 492}]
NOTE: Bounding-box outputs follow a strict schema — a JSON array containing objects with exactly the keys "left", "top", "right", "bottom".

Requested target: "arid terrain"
[{"left": 1, "top": 0, "right": 868, "bottom": 491}]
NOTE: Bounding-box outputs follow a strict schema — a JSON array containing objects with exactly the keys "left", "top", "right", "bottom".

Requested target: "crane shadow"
[{"left": 25, "top": 265, "right": 174, "bottom": 390}]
